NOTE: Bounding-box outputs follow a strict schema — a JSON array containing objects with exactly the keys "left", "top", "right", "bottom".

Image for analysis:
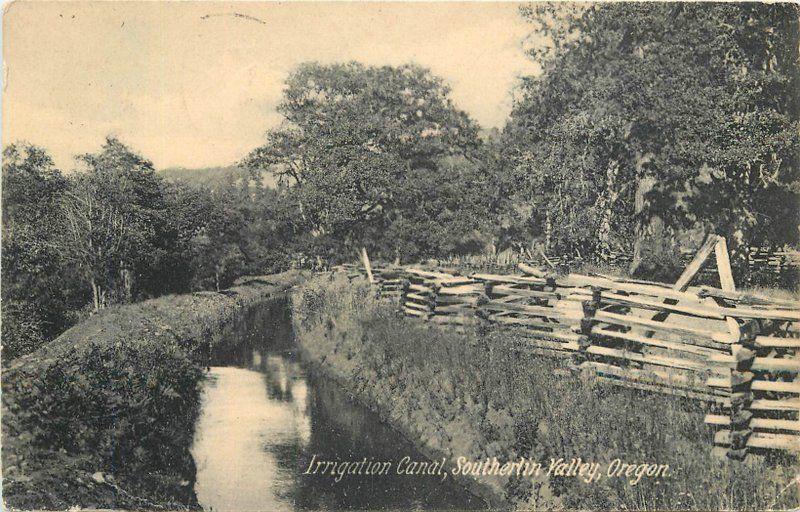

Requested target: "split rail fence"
[
  {"left": 432, "top": 245, "right": 800, "bottom": 286},
  {"left": 335, "top": 236, "right": 800, "bottom": 459}
]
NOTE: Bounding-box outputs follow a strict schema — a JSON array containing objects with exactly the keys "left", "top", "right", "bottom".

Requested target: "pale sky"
[{"left": 3, "top": 2, "right": 541, "bottom": 170}]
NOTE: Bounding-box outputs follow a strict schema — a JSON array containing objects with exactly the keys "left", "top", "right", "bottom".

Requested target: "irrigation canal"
[{"left": 190, "top": 299, "right": 484, "bottom": 511}]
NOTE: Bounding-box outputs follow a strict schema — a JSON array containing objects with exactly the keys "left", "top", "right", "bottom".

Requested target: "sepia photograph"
[{"left": 1, "top": 1, "right": 799, "bottom": 511}]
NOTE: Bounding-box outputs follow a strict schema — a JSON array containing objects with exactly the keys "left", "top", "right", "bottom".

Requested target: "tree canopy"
[
  {"left": 243, "top": 61, "right": 494, "bottom": 261},
  {"left": 502, "top": 2, "right": 800, "bottom": 271},
  {"left": 2, "top": 144, "right": 77, "bottom": 357}
]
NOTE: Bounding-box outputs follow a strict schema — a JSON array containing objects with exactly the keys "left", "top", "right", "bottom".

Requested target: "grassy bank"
[
  {"left": 292, "top": 274, "right": 798, "bottom": 511},
  {"left": 1, "top": 270, "right": 308, "bottom": 510}
]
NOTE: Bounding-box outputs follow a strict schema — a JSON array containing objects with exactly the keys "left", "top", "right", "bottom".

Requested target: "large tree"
[
  {"left": 58, "top": 138, "right": 201, "bottom": 309},
  {"left": 1, "top": 144, "right": 79, "bottom": 357},
  {"left": 503, "top": 3, "right": 800, "bottom": 272},
  {"left": 244, "top": 61, "right": 493, "bottom": 261}
]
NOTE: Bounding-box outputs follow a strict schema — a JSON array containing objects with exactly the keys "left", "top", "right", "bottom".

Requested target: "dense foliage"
[
  {"left": 243, "top": 62, "right": 501, "bottom": 262},
  {"left": 2, "top": 145, "right": 82, "bottom": 358},
  {"left": 501, "top": 2, "right": 800, "bottom": 272},
  {"left": 1, "top": 140, "right": 296, "bottom": 359}
]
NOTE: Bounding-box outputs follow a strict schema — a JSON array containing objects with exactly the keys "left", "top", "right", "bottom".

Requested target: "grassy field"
[{"left": 293, "top": 273, "right": 799, "bottom": 511}]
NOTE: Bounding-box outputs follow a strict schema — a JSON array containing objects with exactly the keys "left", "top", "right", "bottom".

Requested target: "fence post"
[
  {"left": 475, "top": 279, "right": 494, "bottom": 327},
  {"left": 398, "top": 275, "right": 410, "bottom": 314},
  {"left": 545, "top": 274, "right": 558, "bottom": 297},
  {"left": 726, "top": 319, "right": 758, "bottom": 460},
  {"left": 575, "top": 286, "right": 601, "bottom": 369},
  {"left": 360, "top": 246, "right": 374, "bottom": 284},
  {"left": 429, "top": 281, "right": 440, "bottom": 320}
]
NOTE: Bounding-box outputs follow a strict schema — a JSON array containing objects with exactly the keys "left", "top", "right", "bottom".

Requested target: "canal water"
[{"left": 190, "top": 299, "right": 484, "bottom": 512}]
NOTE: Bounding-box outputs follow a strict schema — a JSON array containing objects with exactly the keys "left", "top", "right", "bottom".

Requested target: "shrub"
[
  {"left": 632, "top": 233, "right": 684, "bottom": 282},
  {"left": 1, "top": 301, "right": 46, "bottom": 360}
]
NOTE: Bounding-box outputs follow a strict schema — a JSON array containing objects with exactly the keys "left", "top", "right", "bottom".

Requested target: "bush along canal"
[{"left": 191, "top": 285, "right": 485, "bottom": 511}]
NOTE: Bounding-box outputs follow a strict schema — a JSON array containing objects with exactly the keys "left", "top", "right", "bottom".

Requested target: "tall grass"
[{"left": 294, "top": 274, "right": 799, "bottom": 511}]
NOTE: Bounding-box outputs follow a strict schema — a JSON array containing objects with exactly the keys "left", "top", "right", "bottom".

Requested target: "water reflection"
[{"left": 192, "top": 337, "right": 484, "bottom": 511}]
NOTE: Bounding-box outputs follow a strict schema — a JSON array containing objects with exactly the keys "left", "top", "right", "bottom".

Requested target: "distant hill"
[{"left": 159, "top": 165, "right": 278, "bottom": 189}]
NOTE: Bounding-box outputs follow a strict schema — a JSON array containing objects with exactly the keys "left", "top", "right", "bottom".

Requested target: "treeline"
[
  {"left": 240, "top": 3, "right": 798, "bottom": 273},
  {"left": 501, "top": 3, "right": 800, "bottom": 277},
  {"left": 1, "top": 140, "right": 298, "bottom": 359},
  {"left": 3, "top": 2, "right": 799, "bottom": 358}
]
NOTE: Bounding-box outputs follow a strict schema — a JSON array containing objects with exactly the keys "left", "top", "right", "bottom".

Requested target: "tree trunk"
[
  {"left": 628, "top": 152, "right": 657, "bottom": 273},
  {"left": 90, "top": 279, "right": 100, "bottom": 312},
  {"left": 630, "top": 175, "right": 658, "bottom": 274},
  {"left": 544, "top": 210, "right": 552, "bottom": 252},
  {"left": 297, "top": 197, "right": 326, "bottom": 237},
  {"left": 596, "top": 160, "right": 621, "bottom": 256},
  {"left": 119, "top": 267, "right": 133, "bottom": 303}
]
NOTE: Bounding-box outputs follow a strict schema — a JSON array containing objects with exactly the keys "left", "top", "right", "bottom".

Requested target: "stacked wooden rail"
[
  {"left": 337, "top": 236, "right": 800, "bottom": 459},
  {"left": 436, "top": 245, "right": 800, "bottom": 286},
  {"left": 696, "top": 287, "right": 800, "bottom": 456}
]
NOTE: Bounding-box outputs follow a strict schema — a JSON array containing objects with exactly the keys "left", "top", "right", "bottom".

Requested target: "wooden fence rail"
[
  {"left": 434, "top": 245, "right": 800, "bottom": 287},
  {"left": 334, "top": 235, "right": 800, "bottom": 460}
]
